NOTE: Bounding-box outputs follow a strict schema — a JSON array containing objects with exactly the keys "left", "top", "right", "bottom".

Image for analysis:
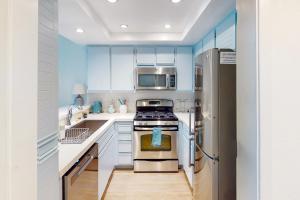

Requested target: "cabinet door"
[
  {"left": 178, "top": 123, "right": 184, "bottom": 165},
  {"left": 111, "top": 47, "right": 134, "bottom": 90},
  {"left": 87, "top": 46, "right": 110, "bottom": 91},
  {"left": 182, "top": 123, "right": 193, "bottom": 186},
  {"left": 136, "top": 47, "right": 156, "bottom": 66},
  {"left": 176, "top": 47, "right": 193, "bottom": 91},
  {"left": 156, "top": 47, "right": 175, "bottom": 65},
  {"left": 98, "top": 133, "right": 115, "bottom": 198}
]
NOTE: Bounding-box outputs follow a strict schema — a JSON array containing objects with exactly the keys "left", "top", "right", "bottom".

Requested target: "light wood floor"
[{"left": 104, "top": 170, "right": 193, "bottom": 200}]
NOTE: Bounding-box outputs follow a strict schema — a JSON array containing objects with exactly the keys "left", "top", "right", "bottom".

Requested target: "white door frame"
[{"left": 0, "top": 0, "right": 38, "bottom": 200}]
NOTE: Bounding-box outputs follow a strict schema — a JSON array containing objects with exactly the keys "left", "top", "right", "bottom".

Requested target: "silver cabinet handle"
[{"left": 189, "top": 138, "right": 194, "bottom": 167}]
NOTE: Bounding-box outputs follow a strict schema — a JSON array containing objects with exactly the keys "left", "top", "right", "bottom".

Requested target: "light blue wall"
[
  {"left": 193, "top": 10, "right": 237, "bottom": 57},
  {"left": 59, "top": 36, "right": 87, "bottom": 106}
]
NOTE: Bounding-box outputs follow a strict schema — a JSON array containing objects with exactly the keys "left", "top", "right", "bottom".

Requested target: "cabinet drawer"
[
  {"left": 118, "top": 133, "right": 132, "bottom": 141},
  {"left": 116, "top": 123, "right": 132, "bottom": 133},
  {"left": 118, "top": 153, "right": 132, "bottom": 165},
  {"left": 118, "top": 141, "right": 132, "bottom": 153},
  {"left": 97, "top": 126, "right": 114, "bottom": 152}
]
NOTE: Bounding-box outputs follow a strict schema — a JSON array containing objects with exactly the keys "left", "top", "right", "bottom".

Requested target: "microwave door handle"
[{"left": 166, "top": 74, "right": 170, "bottom": 89}]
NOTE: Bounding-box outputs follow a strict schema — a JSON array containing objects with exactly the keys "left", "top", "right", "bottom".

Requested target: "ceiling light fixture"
[
  {"left": 107, "top": 0, "right": 118, "bottom": 3},
  {"left": 164, "top": 24, "right": 171, "bottom": 29},
  {"left": 120, "top": 24, "right": 128, "bottom": 29},
  {"left": 171, "top": 0, "right": 181, "bottom": 3},
  {"left": 76, "top": 28, "right": 84, "bottom": 33}
]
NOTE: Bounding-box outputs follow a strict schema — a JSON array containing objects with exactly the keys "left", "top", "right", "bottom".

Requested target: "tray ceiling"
[{"left": 59, "top": 0, "right": 235, "bottom": 45}]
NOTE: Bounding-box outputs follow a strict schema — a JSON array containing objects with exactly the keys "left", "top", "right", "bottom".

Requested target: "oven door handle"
[{"left": 134, "top": 127, "right": 178, "bottom": 131}]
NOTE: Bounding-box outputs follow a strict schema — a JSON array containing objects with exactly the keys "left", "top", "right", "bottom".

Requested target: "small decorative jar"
[{"left": 119, "top": 105, "right": 127, "bottom": 114}]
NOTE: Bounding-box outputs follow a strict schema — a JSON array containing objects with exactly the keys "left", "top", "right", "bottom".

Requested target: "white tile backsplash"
[{"left": 87, "top": 91, "right": 193, "bottom": 113}]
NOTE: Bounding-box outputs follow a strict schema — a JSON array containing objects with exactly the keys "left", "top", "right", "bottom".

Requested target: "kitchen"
[
  {"left": 1, "top": 0, "right": 300, "bottom": 200},
  {"left": 58, "top": 0, "right": 236, "bottom": 199}
]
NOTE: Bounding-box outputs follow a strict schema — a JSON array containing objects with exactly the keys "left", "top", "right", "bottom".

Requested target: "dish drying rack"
[{"left": 59, "top": 128, "right": 90, "bottom": 144}]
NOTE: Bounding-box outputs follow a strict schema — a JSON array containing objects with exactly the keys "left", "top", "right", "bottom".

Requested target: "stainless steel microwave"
[{"left": 135, "top": 67, "right": 177, "bottom": 90}]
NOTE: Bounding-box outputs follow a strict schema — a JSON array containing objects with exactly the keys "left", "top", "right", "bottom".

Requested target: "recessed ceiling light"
[
  {"left": 107, "top": 0, "right": 118, "bottom": 3},
  {"left": 171, "top": 0, "right": 181, "bottom": 3},
  {"left": 164, "top": 24, "right": 171, "bottom": 29},
  {"left": 120, "top": 24, "right": 128, "bottom": 29},
  {"left": 76, "top": 28, "right": 84, "bottom": 33}
]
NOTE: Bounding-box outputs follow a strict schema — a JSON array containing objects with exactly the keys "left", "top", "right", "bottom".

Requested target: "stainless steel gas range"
[{"left": 133, "top": 99, "right": 179, "bottom": 172}]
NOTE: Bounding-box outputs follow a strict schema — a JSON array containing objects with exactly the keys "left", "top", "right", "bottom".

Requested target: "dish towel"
[{"left": 152, "top": 127, "right": 162, "bottom": 147}]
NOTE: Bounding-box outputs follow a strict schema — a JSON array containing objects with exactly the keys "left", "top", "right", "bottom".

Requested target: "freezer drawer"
[{"left": 193, "top": 147, "right": 218, "bottom": 200}]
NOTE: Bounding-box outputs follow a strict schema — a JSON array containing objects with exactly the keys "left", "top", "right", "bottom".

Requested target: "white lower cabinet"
[
  {"left": 179, "top": 122, "right": 194, "bottom": 187},
  {"left": 98, "top": 126, "right": 117, "bottom": 198},
  {"left": 118, "top": 153, "right": 133, "bottom": 165},
  {"left": 97, "top": 121, "right": 133, "bottom": 198},
  {"left": 115, "top": 122, "right": 133, "bottom": 166}
]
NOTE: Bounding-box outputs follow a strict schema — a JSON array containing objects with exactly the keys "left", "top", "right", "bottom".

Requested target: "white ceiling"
[{"left": 59, "top": 0, "right": 235, "bottom": 45}]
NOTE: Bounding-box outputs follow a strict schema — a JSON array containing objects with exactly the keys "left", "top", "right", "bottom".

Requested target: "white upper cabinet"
[
  {"left": 136, "top": 47, "right": 156, "bottom": 66},
  {"left": 176, "top": 47, "right": 193, "bottom": 91},
  {"left": 111, "top": 47, "right": 134, "bottom": 90},
  {"left": 156, "top": 47, "right": 175, "bottom": 66},
  {"left": 87, "top": 46, "right": 110, "bottom": 91}
]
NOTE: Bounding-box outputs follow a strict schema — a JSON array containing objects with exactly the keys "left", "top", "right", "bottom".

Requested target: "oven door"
[{"left": 134, "top": 128, "right": 178, "bottom": 160}]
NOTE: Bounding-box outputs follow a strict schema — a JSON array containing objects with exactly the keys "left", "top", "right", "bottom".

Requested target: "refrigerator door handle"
[
  {"left": 189, "top": 107, "right": 194, "bottom": 136},
  {"left": 189, "top": 138, "right": 195, "bottom": 167},
  {"left": 195, "top": 143, "right": 219, "bottom": 161}
]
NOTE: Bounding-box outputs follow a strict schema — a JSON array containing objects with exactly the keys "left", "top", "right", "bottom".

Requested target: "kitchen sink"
[
  {"left": 72, "top": 120, "right": 108, "bottom": 134},
  {"left": 60, "top": 120, "right": 108, "bottom": 144}
]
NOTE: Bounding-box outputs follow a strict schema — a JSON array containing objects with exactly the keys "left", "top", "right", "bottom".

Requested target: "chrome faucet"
[{"left": 66, "top": 106, "right": 73, "bottom": 126}]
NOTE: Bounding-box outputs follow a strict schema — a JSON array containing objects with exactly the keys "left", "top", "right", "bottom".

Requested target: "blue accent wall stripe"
[{"left": 193, "top": 10, "right": 237, "bottom": 57}]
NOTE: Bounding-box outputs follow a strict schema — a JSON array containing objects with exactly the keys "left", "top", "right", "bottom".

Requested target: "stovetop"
[{"left": 134, "top": 111, "right": 178, "bottom": 121}]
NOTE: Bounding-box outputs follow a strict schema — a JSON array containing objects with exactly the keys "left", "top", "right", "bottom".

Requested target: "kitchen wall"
[
  {"left": 88, "top": 91, "right": 193, "bottom": 113},
  {"left": 0, "top": 0, "right": 9, "bottom": 198},
  {"left": 193, "top": 10, "right": 237, "bottom": 57},
  {"left": 58, "top": 35, "right": 87, "bottom": 106},
  {"left": 1, "top": 0, "right": 60, "bottom": 199},
  {"left": 236, "top": 1, "right": 258, "bottom": 200},
  {"left": 258, "top": 1, "right": 300, "bottom": 200}
]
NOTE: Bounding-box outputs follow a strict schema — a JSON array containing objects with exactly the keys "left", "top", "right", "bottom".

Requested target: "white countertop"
[
  {"left": 59, "top": 113, "right": 135, "bottom": 177},
  {"left": 58, "top": 112, "right": 190, "bottom": 177}
]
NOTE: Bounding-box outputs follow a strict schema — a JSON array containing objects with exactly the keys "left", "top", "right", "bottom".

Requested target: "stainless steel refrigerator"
[{"left": 192, "top": 48, "right": 237, "bottom": 200}]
